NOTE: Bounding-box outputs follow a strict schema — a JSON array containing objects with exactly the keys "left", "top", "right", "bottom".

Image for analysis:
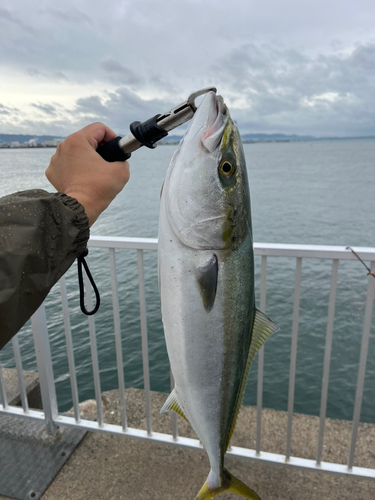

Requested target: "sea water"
[{"left": 0, "top": 141, "right": 374, "bottom": 422}]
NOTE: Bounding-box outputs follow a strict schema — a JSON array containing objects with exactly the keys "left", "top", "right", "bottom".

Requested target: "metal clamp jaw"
[
  {"left": 156, "top": 87, "right": 218, "bottom": 132},
  {"left": 96, "top": 87, "right": 217, "bottom": 162}
]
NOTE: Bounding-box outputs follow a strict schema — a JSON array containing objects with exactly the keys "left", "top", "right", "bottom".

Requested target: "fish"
[{"left": 158, "top": 91, "right": 278, "bottom": 500}]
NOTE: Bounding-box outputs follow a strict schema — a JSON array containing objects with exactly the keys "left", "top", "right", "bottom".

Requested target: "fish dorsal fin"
[
  {"left": 225, "top": 309, "right": 279, "bottom": 450},
  {"left": 160, "top": 388, "right": 190, "bottom": 423},
  {"left": 197, "top": 254, "right": 218, "bottom": 313}
]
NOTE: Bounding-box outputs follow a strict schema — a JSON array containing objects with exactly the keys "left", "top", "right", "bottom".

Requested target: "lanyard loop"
[{"left": 77, "top": 248, "right": 101, "bottom": 315}]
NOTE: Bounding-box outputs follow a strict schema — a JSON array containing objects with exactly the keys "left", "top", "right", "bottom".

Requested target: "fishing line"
[
  {"left": 345, "top": 246, "right": 373, "bottom": 316},
  {"left": 346, "top": 247, "right": 375, "bottom": 278}
]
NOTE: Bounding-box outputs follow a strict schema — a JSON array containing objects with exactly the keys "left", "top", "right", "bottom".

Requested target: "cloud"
[
  {"left": 41, "top": 7, "right": 92, "bottom": 26},
  {"left": 1, "top": 0, "right": 375, "bottom": 136},
  {"left": 0, "top": 6, "right": 37, "bottom": 35},
  {"left": 31, "top": 103, "right": 58, "bottom": 115},
  {"left": 2, "top": 40, "right": 375, "bottom": 138},
  {"left": 100, "top": 58, "right": 141, "bottom": 86},
  {"left": 75, "top": 96, "right": 109, "bottom": 117},
  {"left": 0, "top": 104, "right": 20, "bottom": 116},
  {"left": 27, "top": 68, "right": 69, "bottom": 81},
  {"left": 208, "top": 42, "right": 375, "bottom": 136},
  {"left": 0, "top": 88, "right": 176, "bottom": 136},
  {"left": 73, "top": 88, "right": 176, "bottom": 133}
]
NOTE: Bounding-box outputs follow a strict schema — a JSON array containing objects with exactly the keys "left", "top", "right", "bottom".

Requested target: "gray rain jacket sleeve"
[{"left": 0, "top": 189, "right": 90, "bottom": 350}]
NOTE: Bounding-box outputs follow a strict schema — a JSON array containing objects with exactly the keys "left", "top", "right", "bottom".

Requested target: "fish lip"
[
  {"left": 182, "top": 91, "right": 227, "bottom": 153},
  {"left": 200, "top": 95, "right": 228, "bottom": 153},
  {"left": 200, "top": 95, "right": 224, "bottom": 140}
]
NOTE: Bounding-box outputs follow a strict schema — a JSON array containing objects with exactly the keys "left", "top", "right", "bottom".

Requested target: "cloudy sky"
[{"left": 1, "top": 0, "right": 375, "bottom": 137}]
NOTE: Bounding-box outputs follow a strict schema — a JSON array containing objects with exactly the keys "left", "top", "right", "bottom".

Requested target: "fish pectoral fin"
[
  {"left": 197, "top": 254, "right": 218, "bottom": 313},
  {"left": 160, "top": 388, "right": 190, "bottom": 423},
  {"left": 195, "top": 469, "right": 261, "bottom": 500}
]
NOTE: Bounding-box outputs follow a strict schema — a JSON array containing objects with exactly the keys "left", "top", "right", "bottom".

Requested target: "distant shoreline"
[{"left": 1, "top": 134, "right": 375, "bottom": 149}]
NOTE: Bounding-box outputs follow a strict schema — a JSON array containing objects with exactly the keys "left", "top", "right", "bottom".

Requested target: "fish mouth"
[
  {"left": 185, "top": 91, "right": 228, "bottom": 153},
  {"left": 201, "top": 94, "right": 227, "bottom": 152}
]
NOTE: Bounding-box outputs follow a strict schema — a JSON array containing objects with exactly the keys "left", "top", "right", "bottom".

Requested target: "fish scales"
[{"left": 158, "top": 91, "right": 277, "bottom": 500}]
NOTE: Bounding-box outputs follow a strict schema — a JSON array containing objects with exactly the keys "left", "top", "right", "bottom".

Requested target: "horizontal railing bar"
[
  {"left": 1, "top": 405, "right": 375, "bottom": 480},
  {"left": 88, "top": 237, "right": 375, "bottom": 260},
  {"left": 254, "top": 243, "right": 375, "bottom": 260},
  {"left": 89, "top": 236, "right": 158, "bottom": 250}
]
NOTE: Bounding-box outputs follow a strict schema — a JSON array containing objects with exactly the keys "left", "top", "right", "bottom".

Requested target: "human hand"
[{"left": 45, "top": 123, "right": 130, "bottom": 226}]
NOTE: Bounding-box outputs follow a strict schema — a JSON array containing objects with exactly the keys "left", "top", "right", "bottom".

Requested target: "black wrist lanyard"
[{"left": 77, "top": 248, "right": 100, "bottom": 315}]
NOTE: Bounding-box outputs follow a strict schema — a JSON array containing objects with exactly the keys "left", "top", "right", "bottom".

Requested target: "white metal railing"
[{"left": 0, "top": 237, "right": 374, "bottom": 480}]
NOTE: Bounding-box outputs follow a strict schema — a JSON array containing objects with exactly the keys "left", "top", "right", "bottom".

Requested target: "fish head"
[{"left": 164, "top": 91, "right": 252, "bottom": 251}]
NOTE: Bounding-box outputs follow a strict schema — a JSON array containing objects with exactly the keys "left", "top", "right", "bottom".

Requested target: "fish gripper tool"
[{"left": 96, "top": 87, "right": 217, "bottom": 162}]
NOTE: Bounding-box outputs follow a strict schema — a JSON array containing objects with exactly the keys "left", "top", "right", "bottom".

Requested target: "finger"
[{"left": 78, "top": 122, "right": 117, "bottom": 149}]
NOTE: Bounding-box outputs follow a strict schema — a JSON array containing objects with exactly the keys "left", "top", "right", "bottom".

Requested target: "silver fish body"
[{"left": 158, "top": 92, "right": 277, "bottom": 500}]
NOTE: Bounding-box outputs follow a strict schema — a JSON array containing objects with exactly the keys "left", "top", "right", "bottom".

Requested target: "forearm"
[{"left": 0, "top": 189, "right": 89, "bottom": 350}]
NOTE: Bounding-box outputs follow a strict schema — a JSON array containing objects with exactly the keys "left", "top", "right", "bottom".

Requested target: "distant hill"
[
  {"left": 0, "top": 134, "right": 65, "bottom": 144},
  {"left": 241, "top": 133, "right": 316, "bottom": 142}
]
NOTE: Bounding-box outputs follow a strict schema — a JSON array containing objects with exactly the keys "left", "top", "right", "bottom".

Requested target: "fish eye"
[{"left": 219, "top": 160, "right": 235, "bottom": 178}]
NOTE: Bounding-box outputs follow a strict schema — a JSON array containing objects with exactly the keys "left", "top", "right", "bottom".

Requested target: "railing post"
[
  {"left": 137, "top": 249, "right": 152, "bottom": 436},
  {"left": 316, "top": 259, "right": 339, "bottom": 465},
  {"left": 109, "top": 248, "right": 128, "bottom": 432},
  {"left": 0, "top": 363, "right": 8, "bottom": 409},
  {"left": 84, "top": 266, "right": 104, "bottom": 427},
  {"left": 286, "top": 257, "right": 302, "bottom": 461},
  {"left": 31, "top": 304, "right": 58, "bottom": 435},
  {"left": 348, "top": 262, "right": 375, "bottom": 470},
  {"left": 60, "top": 277, "right": 81, "bottom": 423},
  {"left": 170, "top": 369, "right": 178, "bottom": 441},
  {"left": 12, "top": 335, "right": 29, "bottom": 413},
  {"left": 256, "top": 255, "right": 267, "bottom": 455}
]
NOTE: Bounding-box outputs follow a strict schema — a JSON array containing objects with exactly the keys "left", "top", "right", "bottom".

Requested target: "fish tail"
[{"left": 195, "top": 468, "right": 261, "bottom": 500}]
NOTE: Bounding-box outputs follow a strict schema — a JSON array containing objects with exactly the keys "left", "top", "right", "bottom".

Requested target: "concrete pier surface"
[
  {"left": 1, "top": 387, "right": 375, "bottom": 500},
  {"left": 3, "top": 367, "right": 41, "bottom": 409}
]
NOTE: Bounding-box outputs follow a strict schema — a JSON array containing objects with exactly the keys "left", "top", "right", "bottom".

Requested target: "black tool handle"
[
  {"left": 130, "top": 115, "right": 168, "bottom": 148},
  {"left": 96, "top": 136, "right": 131, "bottom": 162}
]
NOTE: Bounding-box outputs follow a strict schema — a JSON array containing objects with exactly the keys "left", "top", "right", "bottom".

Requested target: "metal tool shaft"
[
  {"left": 118, "top": 87, "right": 217, "bottom": 155},
  {"left": 96, "top": 86, "right": 217, "bottom": 161}
]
